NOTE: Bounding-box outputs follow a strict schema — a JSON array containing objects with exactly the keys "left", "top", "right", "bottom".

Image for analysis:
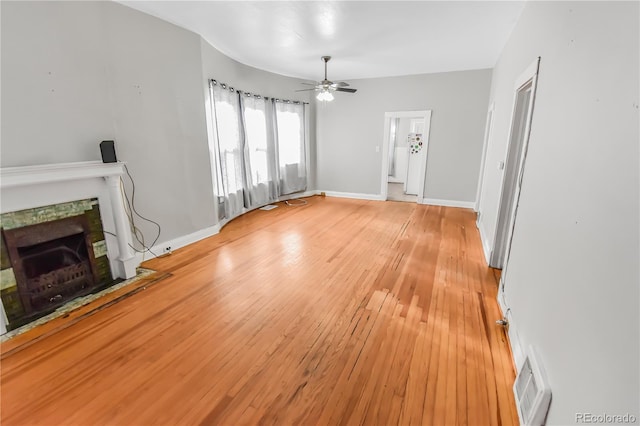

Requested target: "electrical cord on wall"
[
  {"left": 103, "top": 230, "right": 161, "bottom": 257},
  {"left": 105, "top": 163, "right": 162, "bottom": 260},
  {"left": 120, "top": 178, "right": 152, "bottom": 259},
  {"left": 123, "top": 164, "right": 162, "bottom": 258}
]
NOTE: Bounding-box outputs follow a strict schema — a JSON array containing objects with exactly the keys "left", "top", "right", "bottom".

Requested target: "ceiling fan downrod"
[{"left": 322, "top": 56, "right": 331, "bottom": 82}]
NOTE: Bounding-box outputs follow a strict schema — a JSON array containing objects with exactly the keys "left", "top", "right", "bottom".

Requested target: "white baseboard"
[
  {"left": 135, "top": 224, "right": 221, "bottom": 264},
  {"left": 497, "top": 291, "right": 524, "bottom": 370},
  {"left": 419, "top": 198, "right": 475, "bottom": 209},
  {"left": 322, "top": 191, "right": 385, "bottom": 201},
  {"left": 477, "top": 219, "right": 492, "bottom": 265},
  {"left": 279, "top": 190, "right": 319, "bottom": 201}
]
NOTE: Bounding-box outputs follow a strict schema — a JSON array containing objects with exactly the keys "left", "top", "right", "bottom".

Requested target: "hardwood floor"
[{"left": 1, "top": 196, "right": 517, "bottom": 425}]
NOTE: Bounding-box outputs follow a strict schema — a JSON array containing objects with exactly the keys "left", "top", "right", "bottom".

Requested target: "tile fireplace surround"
[{"left": 0, "top": 161, "right": 140, "bottom": 334}]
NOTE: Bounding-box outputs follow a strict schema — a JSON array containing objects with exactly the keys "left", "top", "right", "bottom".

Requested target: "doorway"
[
  {"left": 475, "top": 103, "right": 495, "bottom": 214},
  {"left": 491, "top": 58, "right": 540, "bottom": 270},
  {"left": 381, "top": 111, "right": 432, "bottom": 202}
]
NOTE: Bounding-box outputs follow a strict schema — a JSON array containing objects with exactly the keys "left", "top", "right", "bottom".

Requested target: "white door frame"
[
  {"left": 492, "top": 58, "right": 540, "bottom": 281},
  {"left": 475, "top": 102, "right": 495, "bottom": 213},
  {"left": 380, "top": 110, "right": 432, "bottom": 202}
]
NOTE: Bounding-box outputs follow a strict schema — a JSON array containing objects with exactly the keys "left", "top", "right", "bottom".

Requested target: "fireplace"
[
  {"left": 3, "top": 215, "right": 100, "bottom": 320},
  {"left": 1, "top": 161, "right": 141, "bottom": 334}
]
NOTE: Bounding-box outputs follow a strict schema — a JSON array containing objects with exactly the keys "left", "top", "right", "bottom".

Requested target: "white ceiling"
[{"left": 119, "top": 1, "right": 525, "bottom": 81}]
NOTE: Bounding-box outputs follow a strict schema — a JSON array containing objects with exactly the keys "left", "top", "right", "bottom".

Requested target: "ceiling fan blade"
[
  {"left": 301, "top": 82, "right": 319, "bottom": 86},
  {"left": 295, "top": 88, "right": 317, "bottom": 92},
  {"left": 309, "top": 57, "right": 357, "bottom": 96}
]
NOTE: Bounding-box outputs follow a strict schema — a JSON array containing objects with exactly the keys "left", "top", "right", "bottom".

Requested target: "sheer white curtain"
[
  {"left": 210, "top": 82, "right": 245, "bottom": 219},
  {"left": 241, "top": 95, "right": 279, "bottom": 208},
  {"left": 209, "top": 80, "right": 308, "bottom": 220},
  {"left": 274, "top": 101, "right": 307, "bottom": 195}
]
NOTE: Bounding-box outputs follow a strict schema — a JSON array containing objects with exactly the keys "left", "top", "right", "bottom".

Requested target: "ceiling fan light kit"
[
  {"left": 316, "top": 90, "right": 334, "bottom": 102},
  {"left": 299, "top": 56, "right": 358, "bottom": 102}
]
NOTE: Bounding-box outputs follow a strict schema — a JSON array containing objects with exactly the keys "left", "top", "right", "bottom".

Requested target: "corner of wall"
[{"left": 476, "top": 217, "right": 492, "bottom": 265}]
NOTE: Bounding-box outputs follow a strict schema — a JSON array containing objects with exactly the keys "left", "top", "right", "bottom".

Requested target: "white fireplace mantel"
[{"left": 1, "top": 161, "right": 125, "bottom": 188}]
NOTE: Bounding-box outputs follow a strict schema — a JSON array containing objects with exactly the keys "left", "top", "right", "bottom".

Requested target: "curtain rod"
[{"left": 209, "top": 79, "right": 309, "bottom": 105}]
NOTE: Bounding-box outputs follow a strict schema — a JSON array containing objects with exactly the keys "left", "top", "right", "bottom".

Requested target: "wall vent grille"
[{"left": 514, "top": 346, "right": 551, "bottom": 425}]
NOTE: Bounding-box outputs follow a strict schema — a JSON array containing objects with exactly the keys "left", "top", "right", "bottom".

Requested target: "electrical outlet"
[{"left": 164, "top": 246, "right": 172, "bottom": 253}]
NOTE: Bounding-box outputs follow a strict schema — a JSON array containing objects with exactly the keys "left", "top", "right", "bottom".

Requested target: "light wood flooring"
[{"left": 1, "top": 196, "right": 517, "bottom": 425}]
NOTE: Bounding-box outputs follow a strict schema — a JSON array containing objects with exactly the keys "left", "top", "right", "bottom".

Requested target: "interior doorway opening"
[
  {"left": 381, "top": 111, "right": 432, "bottom": 203},
  {"left": 491, "top": 58, "right": 540, "bottom": 274}
]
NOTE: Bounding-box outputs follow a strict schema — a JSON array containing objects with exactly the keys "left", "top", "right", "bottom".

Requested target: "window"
[
  {"left": 242, "top": 96, "right": 271, "bottom": 187},
  {"left": 242, "top": 95, "right": 278, "bottom": 206},
  {"left": 275, "top": 102, "right": 306, "bottom": 195},
  {"left": 209, "top": 80, "right": 307, "bottom": 219},
  {"left": 216, "top": 101, "right": 243, "bottom": 193},
  {"left": 210, "top": 84, "right": 245, "bottom": 218}
]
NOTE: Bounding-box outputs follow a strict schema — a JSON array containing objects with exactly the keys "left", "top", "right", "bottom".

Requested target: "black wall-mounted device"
[{"left": 100, "top": 140, "right": 117, "bottom": 163}]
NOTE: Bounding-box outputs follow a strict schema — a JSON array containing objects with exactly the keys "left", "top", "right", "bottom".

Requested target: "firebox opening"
[
  {"left": 16, "top": 230, "right": 96, "bottom": 313},
  {"left": 2, "top": 214, "right": 104, "bottom": 329},
  {"left": 19, "top": 233, "right": 89, "bottom": 278}
]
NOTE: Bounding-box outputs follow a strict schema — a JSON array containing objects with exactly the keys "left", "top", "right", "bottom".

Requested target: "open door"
[
  {"left": 491, "top": 58, "right": 540, "bottom": 271},
  {"left": 380, "top": 110, "right": 432, "bottom": 203}
]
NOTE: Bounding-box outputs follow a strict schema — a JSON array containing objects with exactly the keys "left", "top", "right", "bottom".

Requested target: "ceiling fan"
[{"left": 297, "top": 56, "right": 357, "bottom": 101}]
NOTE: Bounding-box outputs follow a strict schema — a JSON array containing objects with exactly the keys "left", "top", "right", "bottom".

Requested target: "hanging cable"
[
  {"left": 285, "top": 198, "right": 308, "bottom": 206},
  {"left": 119, "top": 178, "right": 150, "bottom": 260},
  {"left": 103, "top": 230, "right": 166, "bottom": 257},
  {"left": 117, "top": 164, "right": 162, "bottom": 259}
]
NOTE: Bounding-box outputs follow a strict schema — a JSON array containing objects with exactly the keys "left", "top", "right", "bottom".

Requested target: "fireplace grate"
[{"left": 28, "top": 261, "right": 93, "bottom": 310}]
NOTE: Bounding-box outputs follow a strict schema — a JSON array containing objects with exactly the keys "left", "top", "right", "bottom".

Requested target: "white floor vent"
[{"left": 514, "top": 346, "right": 551, "bottom": 425}]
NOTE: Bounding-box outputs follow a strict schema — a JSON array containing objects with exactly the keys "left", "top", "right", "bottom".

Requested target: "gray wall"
[
  {"left": 1, "top": 1, "right": 115, "bottom": 165},
  {"left": 1, "top": 0, "right": 214, "bottom": 247},
  {"left": 1, "top": 1, "right": 312, "bottom": 248},
  {"left": 316, "top": 69, "right": 492, "bottom": 201},
  {"left": 477, "top": 1, "right": 639, "bottom": 423}
]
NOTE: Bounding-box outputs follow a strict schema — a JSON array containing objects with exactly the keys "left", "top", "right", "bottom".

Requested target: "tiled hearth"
[{"left": 0, "top": 162, "right": 140, "bottom": 334}]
